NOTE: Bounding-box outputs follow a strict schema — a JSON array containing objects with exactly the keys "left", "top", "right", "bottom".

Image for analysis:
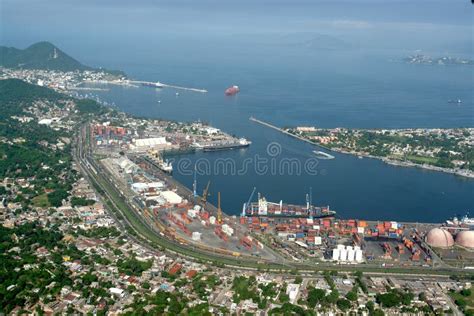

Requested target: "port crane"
[
  {"left": 200, "top": 180, "right": 211, "bottom": 205},
  {"left": 192, "top": 164, "right": 197, "bottom": 197},
  {"left": 241, "top": 187, "right": 256, "bottom": 216},
  {"left": 306, "top": 187, "right": 313, "bottom": 210}
]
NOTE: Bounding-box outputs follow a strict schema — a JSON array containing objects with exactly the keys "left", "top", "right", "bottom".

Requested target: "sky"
[{"left": 1, "top": 0, "right": 472, "bottom": 53}]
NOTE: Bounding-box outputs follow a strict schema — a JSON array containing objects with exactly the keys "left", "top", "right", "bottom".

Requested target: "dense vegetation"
[
  {"left": 0, "top": 79, "right": 110, "bottom": 210},
  {"left": 0, "top": 223, "right": 76, "bottom": 313},
  {"left": 376, "top": 288, "right": 414, "bottom": 308}
]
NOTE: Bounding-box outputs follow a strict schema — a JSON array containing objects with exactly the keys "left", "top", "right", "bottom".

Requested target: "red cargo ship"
[{"left": 225, "top": 85, "right": 240, "bottom": 96}]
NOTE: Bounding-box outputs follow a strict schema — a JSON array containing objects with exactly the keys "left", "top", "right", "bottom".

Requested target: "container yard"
[
  {"left": 91, "top": 123, "right": 473, "bottom": 270},
  {"left": 99, "top": 153, "right": 279, "bottom": 263}
]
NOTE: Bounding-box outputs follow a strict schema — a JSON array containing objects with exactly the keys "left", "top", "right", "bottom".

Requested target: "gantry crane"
[
  {"left": 241, "top": 187, "right": 256, "bottom": 217},
  {"left": 201, "top": 180, "right": 211, "bottom": 205}
]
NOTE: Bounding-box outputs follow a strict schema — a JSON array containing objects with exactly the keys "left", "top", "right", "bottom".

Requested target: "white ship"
[
  {"left": 446, "top": 215, "right": 474, "bottom": 227},
  {"left": 159, "top": 160, "right": 173, "bottom": 173},
  {"left": 147, "top": 149, "right": 173, "bottom": 173}
]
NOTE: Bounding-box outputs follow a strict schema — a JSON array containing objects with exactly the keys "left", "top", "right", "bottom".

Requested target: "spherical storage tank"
[
  {"left": 425, "top": 228, "right": 454, "bottom": 248},
  {"left": 455, "top": 231, "right": 474, "bottom": 248}
]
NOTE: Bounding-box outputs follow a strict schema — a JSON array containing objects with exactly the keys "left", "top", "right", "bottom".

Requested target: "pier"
[
  {"left": 86, "top": 79, "right": 208, "bottom": 93},
  {"left": 68, "top": 86, "right": 110, "bottom": 91},
  {"left": 128, "top": 80, "right": 208, "bottom": 93},
  {"left": 249, "top": 116, "right": 333, "bottom": 151}
]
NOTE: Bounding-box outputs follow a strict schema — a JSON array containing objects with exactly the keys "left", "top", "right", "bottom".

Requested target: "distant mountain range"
[
  {"left": 0, "top": 41, "right": 125, "bottom": 76},
  {"left": 279, "top": 32, "right": 351, "bottom": 50}
]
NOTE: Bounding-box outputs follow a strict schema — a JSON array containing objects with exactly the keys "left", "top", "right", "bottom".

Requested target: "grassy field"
[
  {"left": 405, "top": 155, "right": 439, "bottom": 165},
  {"left": 32, "top": 193, "right": 50, "bottom": 208}
]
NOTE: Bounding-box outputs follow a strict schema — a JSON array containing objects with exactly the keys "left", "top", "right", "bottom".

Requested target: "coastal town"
[
  {"left": 284, "top": 126, "right": 474, "bottom": 178},
  {"left": 403, "top": 54, "right": 473, "bottom": 66},
  {"left": 0, "top": 71, "right": 472, "bottom": 315}
]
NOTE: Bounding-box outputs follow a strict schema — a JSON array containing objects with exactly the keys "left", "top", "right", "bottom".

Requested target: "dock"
[
  {"left": 68, "top": 86, "right": 110, "bottom": 91},
  {"left": 249, "top": 116, "right": 333, "bottom": 152},
  {"left": 128, "top": 80, "right": 208, "bottom": 93},
  {"left": 86, "top": 79, "right": 208, "bottom": 93}
]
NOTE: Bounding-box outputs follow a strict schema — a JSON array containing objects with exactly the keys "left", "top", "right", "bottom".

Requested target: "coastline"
[{"left": 249, "top": 117, "right": 474, "bottom": 179}]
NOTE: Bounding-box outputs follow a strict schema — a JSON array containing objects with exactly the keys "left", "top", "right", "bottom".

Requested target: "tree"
[
  {"left": 346, "top": 290, "right": 358, "bottom": 302},
  {"left": 372, "top": 309, "right": 385, "bottom": 316},
  {"left": 47, "top": 189, "right": 68, "bottom": 207},
  {"left": 418, "top": 292, "right": 427, "bottom": 301},
  {"left": 455, "top": 298, "right": 467, "bottom": 309},
  {"left": 325, "top": 290, "right": 339, "bottom": 305},
  {"left": 461, "top": 288, "right": 472, "bottom": 297},
  {"left": 366, "top": 300, "right": 375, "bottom": 312},
  {"left": 336, "top": 298, "right": 351, "bottom": 311},
  {"left": 307, "top": 287, "right": 326, "bottom": 308}
]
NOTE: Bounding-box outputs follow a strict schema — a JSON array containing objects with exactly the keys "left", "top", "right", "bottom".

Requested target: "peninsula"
[{"left": 284, "top": 125, "right": 474, "bottom": 178}]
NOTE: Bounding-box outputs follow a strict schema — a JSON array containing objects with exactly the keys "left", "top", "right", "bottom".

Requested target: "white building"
[
  {"left": 286, "top": 284, "right": 300, "bottom": 304},
  {"left": 161, "top": 191, "right": 182, "bottom": 204},
  {"left": 133, "top": 137, "right": 168, "bottom": 147}
]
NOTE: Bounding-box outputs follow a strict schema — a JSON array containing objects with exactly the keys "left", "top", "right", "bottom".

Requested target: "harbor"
[{"left": 88, "top": 117, "right": 474, "bottom": 271}]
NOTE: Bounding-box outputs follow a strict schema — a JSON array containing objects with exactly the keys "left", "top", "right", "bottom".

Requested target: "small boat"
[{"left": 313, "top": 150, "right": 335, "bottom": 160}]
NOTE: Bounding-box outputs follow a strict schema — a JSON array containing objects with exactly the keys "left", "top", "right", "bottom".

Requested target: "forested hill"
[
  {"left": 0, "top": 78, "right": 109, "bottom": 118},
  {"left": 0, "top": 41, "right": 125, "bottom": 76},
  {"left": 0, "top": 78, "right": 111, "bottom": 211}
]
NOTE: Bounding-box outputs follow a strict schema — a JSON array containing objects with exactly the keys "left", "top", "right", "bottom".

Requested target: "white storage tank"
[
  {"left": 332, "top": 249, "right": 340, "bottom": 261},
  {"left": 337, "top": 244, "right": 345, "bottom": 250},
  {"left": 355, "top": 249, "right": 363, "bottom": 262},
  {"left": 347, "top": 249, "right": 355, "bottom": 262},
  {"left": 354, "top": 246, "right": 361, "bottom": 252},
  {"left": 339, "top": 249, "right": 348, "bottom": 261},
  {"left": 192, "top": 232, "right": 201, "bottom": 241},
  {"left": 346, "top": 245, "right": 353, "bottom": 251}
]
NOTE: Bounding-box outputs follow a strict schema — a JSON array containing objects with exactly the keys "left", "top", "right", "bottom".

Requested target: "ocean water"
[{"left": 2, "top": 0, "right": 473, "bottom": 222}]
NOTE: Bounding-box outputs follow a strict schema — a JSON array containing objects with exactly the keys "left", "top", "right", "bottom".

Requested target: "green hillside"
[{"left": 0, "top": 41, "right": 125, "bottom": 76}]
